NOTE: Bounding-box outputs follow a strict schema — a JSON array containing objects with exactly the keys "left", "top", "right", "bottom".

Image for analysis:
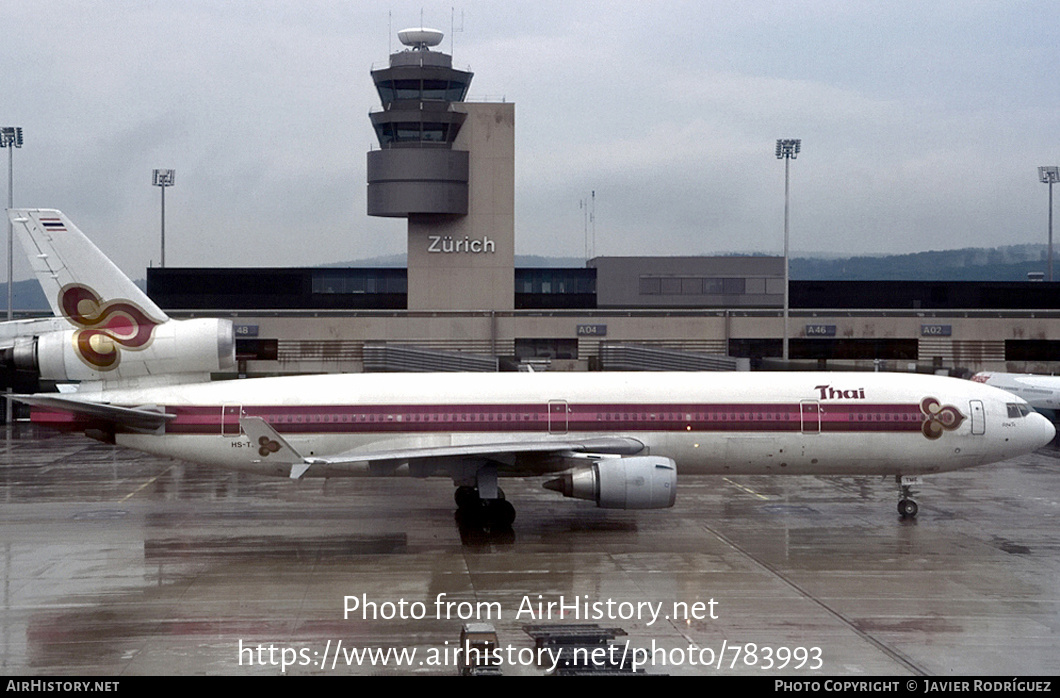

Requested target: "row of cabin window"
[
  {"left": 257, "top": 410, "right": 923, "bottom": 424},
  {"left": 266, "top": 412, "right": 535, "bottom": 424}
]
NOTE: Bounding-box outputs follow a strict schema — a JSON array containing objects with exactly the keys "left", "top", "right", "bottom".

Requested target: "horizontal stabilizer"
[{"left": 239, "top": 416, "right": 316, "bottom": 478}]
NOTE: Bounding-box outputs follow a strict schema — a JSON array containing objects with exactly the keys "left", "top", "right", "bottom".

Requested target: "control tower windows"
[
  {"left": 373, "top": 78, "right": 471, "bottom": 104},
  {"left": 373, "top": 122, "right": 453, "bottom": 146}
]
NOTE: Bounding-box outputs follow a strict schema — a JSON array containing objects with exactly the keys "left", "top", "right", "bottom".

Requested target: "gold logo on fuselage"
[{"left": 920, "top": 397, "right": 965, "bottom": 439}]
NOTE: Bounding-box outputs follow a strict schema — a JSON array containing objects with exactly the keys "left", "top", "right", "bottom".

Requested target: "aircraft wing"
[
  {"left": 9, "top": 394, "right": 175, "bottom": 431},
  {"left": 315, "top": 436, "right": 646, "bottom": 464},
  {"left": 239, "top": 416, "right": 644, "bottom": 479}
]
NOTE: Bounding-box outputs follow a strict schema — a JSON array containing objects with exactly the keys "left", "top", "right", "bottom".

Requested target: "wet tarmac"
[{"left": 1, "top": 423, "right": 1058, "bottom": 676}]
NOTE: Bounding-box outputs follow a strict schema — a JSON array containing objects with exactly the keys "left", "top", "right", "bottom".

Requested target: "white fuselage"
[{"left": 39, "top": 371, "right": 1055, "bottom": 480}]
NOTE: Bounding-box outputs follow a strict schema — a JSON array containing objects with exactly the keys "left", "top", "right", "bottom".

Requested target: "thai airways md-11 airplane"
[{"left": 4, "top": 209, "right": 1054, "bottom": 525}]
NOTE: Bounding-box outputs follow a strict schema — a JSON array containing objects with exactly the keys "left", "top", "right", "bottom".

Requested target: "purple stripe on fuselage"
[{"left": 157, "top": 402, "right": 926, "bottom": 436}]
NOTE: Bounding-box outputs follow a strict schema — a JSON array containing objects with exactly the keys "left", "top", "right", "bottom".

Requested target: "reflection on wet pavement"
[{"left": 2, "top": 425, "right": 1058, "bottom": 675}]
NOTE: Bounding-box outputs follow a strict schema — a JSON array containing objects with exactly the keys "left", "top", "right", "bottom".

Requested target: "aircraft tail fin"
[
  {"left": 7, "top": 209, "right": 168, "bottom": 325},
  {"left": 3, "top": 209, "right": 234, "bottom": 386}
]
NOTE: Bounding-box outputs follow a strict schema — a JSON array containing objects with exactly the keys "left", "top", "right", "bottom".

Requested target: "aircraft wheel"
[
  {"left": 487, "top": 499, "right": 516, "bottom": 527},
  {"left": 898, "top": 499, "right": 919, "bottom": 518},
  {"left": 455, "top": 487, "right": 503, "bottom": 510},
  {"left": 455, "top": 486, "right": 479, "bottom": 510}
]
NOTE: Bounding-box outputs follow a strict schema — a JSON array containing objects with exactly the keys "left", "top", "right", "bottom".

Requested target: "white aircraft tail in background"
[
  {"left": 4, "top": 209, "right": 235, "bottom": 388},
  {"left": 12, "top": 209, "right": 168, "bottom": 322}
]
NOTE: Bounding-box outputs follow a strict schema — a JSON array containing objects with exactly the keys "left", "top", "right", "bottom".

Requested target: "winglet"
[{"left": 238, "top": 416, "right": 313, "bottom": 478}]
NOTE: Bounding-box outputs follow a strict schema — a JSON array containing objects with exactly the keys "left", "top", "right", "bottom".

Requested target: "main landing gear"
[
  {"left": 454, "top": 485, "right": 516, "bottom": 528},
  {"left": 896, "top": 475, "right": 920, "bottom": 519}
]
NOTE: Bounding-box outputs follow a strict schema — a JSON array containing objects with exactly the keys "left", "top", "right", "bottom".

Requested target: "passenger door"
[
  {"left": 548, "top": 400, "right": 569, "bottom": 434},
  {"left": 800, "top": 400, "right": 821, "bottom": 434},
  {"left": 969, "top": 400, "right": 985, "bottom": 435},
  {"left": 221, "top": 404, "right": 243, "bottom": 437}
]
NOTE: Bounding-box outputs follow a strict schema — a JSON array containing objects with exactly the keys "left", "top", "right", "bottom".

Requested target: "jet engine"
[
  {"left": 3, "top": 317, "right": 236, "bottom": 382},
  {"left": 543, "top": 456, "right": 677, "bottom": 509}
]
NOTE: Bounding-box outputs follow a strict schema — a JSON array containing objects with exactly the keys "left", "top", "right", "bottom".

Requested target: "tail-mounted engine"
[
  {"left": 3, "top": 317, "right": 236, "bottom": 382},
  {"left": 543, "top": 456, "right": 677, "bottom": 509}
]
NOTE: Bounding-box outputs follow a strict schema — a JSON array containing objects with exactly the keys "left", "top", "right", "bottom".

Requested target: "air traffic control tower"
[{"left": 367, "top": 28, "right": 515, "bottom": 310}]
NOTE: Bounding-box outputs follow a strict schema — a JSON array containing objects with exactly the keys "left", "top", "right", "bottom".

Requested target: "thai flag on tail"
[{"left": 39, "top": 217, "right": 66, "bottom": 232}]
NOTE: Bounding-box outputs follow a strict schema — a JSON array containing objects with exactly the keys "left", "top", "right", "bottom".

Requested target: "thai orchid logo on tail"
[
  {"left": 920, "top": 397, "right": 965, "bottom": 439},
  {"left": 60, "top": 284, "right": 162, "bottom": 370},
  {"left": 257, "top": 436, "right": 282, "bottom": 458}
]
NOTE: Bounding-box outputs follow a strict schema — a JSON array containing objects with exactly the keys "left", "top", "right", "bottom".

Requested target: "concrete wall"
[
  {"left": 406, "top": 103, "right": 515, "bottom": 311},
  {"left": 212, "top": 308, "right": 1060, "bottom": 376},
  {"left": 366, "top": 149, "right": 469, "bottom": 216}
]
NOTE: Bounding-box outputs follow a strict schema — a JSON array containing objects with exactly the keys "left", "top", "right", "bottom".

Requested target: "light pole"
[
  {"left": 1, "top": 127, "right": 23, "bottom": 321},
  {"left": 1040, "top": 166, "right": 1059, "bottom": 282},
  {"left": 776, "top": 138, "right": 801, "bottom": 363},
  {"left": 1, "top": 126, "right": 22, "bottom": 427},
  {"left": 152, "top": 169, "right": 175, "bottom": 267}
]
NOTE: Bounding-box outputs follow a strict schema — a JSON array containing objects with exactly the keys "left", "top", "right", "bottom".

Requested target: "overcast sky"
[{"left": 2, "top": 1, "right": 1058, "bottom": 280}]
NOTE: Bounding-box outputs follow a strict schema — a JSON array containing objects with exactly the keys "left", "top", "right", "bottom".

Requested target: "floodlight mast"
[
  {"left": 776, "top": 139, "right": 801, "bottom": 363},
  {"left": 152, "top": 169, "right": 175, "bottom": 267},
  {"left": 1040, "top": 166, "right": 1059, "bottom": 282},
  {"left": 1, "top": 127, "right": 22, "bottom": 322},
  {"left": 1, "top": 126, "right": 22, "bottom": 425}
]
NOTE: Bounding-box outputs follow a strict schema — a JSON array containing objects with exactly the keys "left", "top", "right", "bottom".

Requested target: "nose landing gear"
[{"left": 897, "top": 475, "right": 920, "bottom": 519}]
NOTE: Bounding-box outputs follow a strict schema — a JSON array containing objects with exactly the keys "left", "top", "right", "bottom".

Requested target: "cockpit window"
[{"left": 1006, "top": 403, "right": 1032, "bottom": 418}]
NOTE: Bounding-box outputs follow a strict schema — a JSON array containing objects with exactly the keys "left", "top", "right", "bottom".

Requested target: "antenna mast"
[
  {"left": 581, "top": 198, "right": 588, "bottom": 261},
  {"left": 450, "top": 7, "right": 464, "bottom": 58},
  {"left": 591, "top": 190, "right": 596, "bottom": 258}
]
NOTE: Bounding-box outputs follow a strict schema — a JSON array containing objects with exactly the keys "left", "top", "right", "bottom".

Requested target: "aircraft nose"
[{"left": 1028, "top": 413, "right": 1056, "bottom": 450}]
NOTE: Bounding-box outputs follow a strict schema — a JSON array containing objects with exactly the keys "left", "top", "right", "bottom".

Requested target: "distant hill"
[
  {"left": 791, "top": 244, "right": 1049, "bottom": 281},
  {"left": 336, "top": 247, "right": 1052, "bottom": 280},
  {"left": 9, "top": 278, "right": 48, "bottom": 313}
]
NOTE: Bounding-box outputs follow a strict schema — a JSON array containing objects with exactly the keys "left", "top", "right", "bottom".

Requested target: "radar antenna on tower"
[{"left": 397, "top": 27, "right": 445, "bottom": 51}]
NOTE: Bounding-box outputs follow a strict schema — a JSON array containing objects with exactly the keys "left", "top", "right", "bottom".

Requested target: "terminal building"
[{"left": 147, "top": 29, "right": 1060, "bottom": 377}]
